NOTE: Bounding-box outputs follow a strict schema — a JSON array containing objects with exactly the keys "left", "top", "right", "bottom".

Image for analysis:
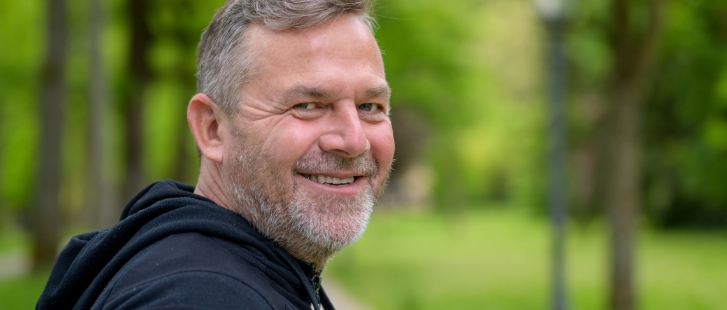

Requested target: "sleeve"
[{"left": 100, "top": 271, "right": 274, "bottom": 310}]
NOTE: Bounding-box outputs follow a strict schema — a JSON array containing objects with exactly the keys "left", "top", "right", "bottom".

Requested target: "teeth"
[{"left": 304, "top": 174, "right": 354, "bottom": 185}]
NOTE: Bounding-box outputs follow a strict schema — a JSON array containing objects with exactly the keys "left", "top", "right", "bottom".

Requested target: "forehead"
[{"left": 243, "top": 14, "right": 386, "bottom": 88}]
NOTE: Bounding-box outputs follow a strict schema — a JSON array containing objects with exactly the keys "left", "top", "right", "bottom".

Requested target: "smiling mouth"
[{"left": 300, "top": 174, "right": 356, "bottom": 185}]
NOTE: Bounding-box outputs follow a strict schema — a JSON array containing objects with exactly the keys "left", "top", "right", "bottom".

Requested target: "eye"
[
  {"left": 358, "top": 103, "right": 380, "bottom": 112},
  {"left": 294, "top": 102, "right": 317, "bottom": 110}
]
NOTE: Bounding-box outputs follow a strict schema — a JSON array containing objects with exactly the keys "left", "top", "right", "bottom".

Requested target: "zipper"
[{"left": 312, "top": 272, "right": 322, "bottom": 308}]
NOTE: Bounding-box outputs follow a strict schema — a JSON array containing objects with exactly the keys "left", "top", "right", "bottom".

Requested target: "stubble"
[{"left": 224, "top": 128, "right": 385, "bottom": 266}]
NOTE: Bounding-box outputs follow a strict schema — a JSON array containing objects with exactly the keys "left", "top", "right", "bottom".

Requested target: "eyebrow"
[
  {"left": 282, "top": 85, "right": 333, "bottom": 103},
  {"left": 364, "top": 84, "right": 391, "bottom": 99},
  {"left": 282, "top": 84, "right": 391, "bottom": 103}
]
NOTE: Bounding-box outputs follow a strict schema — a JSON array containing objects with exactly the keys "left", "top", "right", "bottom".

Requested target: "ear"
[{"left": 187, "top": 93, "right": 228, "bottom": 164}]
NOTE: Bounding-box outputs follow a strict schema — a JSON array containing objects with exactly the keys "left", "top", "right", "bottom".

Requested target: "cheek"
[
  {"left": 262, "top": 120, "right": 323, "bottom": 165},
  {"left": 368, "top": 122, "right": 395, "bottom": 171}
]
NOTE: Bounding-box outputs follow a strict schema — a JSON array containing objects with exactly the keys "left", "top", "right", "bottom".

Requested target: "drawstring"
[{"left": 319, "top": 285, "right": 335, "bottom": 310}]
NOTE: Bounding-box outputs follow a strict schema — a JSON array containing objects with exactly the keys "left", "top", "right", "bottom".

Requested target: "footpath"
[
  {"left": 0, "top": 252, "right": 28, "bottom": 279},
  {"left": 0, "top": 252, "right": 370, "bottom": 309}
]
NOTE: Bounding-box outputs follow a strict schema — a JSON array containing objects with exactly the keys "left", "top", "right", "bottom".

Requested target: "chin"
[{"left": 288, "top": 185, "right": 375, "bottom": 252}]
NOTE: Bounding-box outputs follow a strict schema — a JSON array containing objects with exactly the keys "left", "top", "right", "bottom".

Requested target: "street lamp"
[{"left": 533, "top": 0, "right": 568, "bottom": 310}]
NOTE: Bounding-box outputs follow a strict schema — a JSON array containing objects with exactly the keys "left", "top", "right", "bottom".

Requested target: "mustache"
[{"left": 292, "top": 152, "right": 378, "bottom": 177}]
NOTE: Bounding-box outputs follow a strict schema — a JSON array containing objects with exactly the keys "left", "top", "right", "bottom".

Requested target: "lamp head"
[{"left": 534, "top": 0, "right": 565, "bottom": 21}]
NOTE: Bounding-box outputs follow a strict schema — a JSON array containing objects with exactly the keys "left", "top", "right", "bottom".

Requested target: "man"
[{"left": 36, "top": 0, "right": 394, "bottom": 309}]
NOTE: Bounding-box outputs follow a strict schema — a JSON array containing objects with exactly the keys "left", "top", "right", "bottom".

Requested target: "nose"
[{"left": 318, "top": 104, "right": 370, "bottom": 158}]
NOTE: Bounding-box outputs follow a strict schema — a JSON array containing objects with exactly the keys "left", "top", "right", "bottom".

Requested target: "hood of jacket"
[{"left": 36, "top": 180, "right": 327, "bottom": 310}]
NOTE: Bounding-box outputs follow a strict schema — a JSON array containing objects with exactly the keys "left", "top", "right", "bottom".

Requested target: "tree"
[
  {"left": 87, "top": 0, "right": 117, "bottom": 228},
  {"left": 602, "top": 1, "right": 664, "bottom": 308},
  {"left": 153, "top": 0, "right": 210, "bottom": 184},
  {"left": 31, "top": 0, "right": 69, "bottom": 271},
  {"left": 570, "top": 0, "right": 665, "bottom": 308},
  {"left": 120, "top": 0, "right": 153, "bottom": 203}
]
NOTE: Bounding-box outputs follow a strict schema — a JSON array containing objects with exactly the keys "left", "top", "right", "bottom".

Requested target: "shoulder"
[{"left": 97, "top": 232, "right": 285, "bottom": 310}]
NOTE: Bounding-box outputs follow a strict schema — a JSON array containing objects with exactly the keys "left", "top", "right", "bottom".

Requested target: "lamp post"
[{"left": 533, "top": 0, "right": 568, "bottom": 310}]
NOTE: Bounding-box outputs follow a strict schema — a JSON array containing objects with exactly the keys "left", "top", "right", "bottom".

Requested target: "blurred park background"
[{"left": 1, "top": 0, "right": 727, "bottom": 309}]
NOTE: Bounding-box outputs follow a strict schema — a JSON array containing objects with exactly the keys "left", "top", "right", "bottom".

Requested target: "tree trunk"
[
  {"left": 603, "top": 0, "right": 664, "bottom": 309},
  {"left": 172, "top": 68, "right": 195, "bottom": 184},
  {"left": 605, "top": 86, "right": 641, "bottom": 310},
  {"left": 31, "top": 0, "right": 69, "bottom": 272},
  {"left": 121, "top": 0, "right": 153, "bottom": 202},
  {"left": 172, "top": 31, "right": 197, "bottom": 184},
  {"left": 168, "top": 1, "right": 201, "bottom": 185},
  {"left": 87, "top": 0, "right": 118, "bottom": 228},
  {"left": 172, "top": 115, "right": 194, "bottom": 183}
]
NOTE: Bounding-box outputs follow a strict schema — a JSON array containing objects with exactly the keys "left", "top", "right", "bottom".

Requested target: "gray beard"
[{"left": 225, "top": 141, "right": 378, "bottom": 265}]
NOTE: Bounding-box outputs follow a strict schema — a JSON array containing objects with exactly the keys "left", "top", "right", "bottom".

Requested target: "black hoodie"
[{"left": 36, "top": 180, "right": 334, "bottom": 310}]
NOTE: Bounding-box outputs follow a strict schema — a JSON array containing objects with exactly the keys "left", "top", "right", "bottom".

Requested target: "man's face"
[{"left": 221, "top": 14, "right": 394, "bottom": 258}]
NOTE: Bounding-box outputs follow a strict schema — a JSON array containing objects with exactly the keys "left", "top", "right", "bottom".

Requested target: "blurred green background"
[{"left": 1, "top": 0, "right": 726, "bottom": 309}]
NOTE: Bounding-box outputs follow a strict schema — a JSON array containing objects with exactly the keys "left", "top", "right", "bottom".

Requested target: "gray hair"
[{"left": 196, "top": 0, "right": 376, "bottom": 114}]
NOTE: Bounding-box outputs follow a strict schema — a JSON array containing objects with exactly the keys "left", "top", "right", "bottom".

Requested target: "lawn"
[
  {"left": 0, "top": 273, "right": 48, "bottom": 310},
  {"left": 325, "top": 208, "right": 727, "bottom": 310}
]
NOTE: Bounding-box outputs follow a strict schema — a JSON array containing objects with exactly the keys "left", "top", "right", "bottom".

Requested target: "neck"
[{"left": 194, "top": 159, "right": 234, "bottom": 211}]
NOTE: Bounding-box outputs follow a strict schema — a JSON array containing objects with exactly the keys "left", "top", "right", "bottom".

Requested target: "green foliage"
[
  {"left": 377, "top": 0, "right": 546, "bottom": 210},
  {"left": 140, "top": 0, "right": 221, "bottom": 183},
  {"left": 326, "top": 209, "right": 727, "bottom": 309},
  {"left": 641, "top": 0, "right": 727, "bottom": 227},
  {"left": 0, "top": 0, "right": 43, "bottom": 209},
  {"left": 567, "top": 0, "right": 727, "bottom": 227},
  {"left": 0, "top": 0, "right": 219, "bottom": 213},
  {"left": 376, "top": 0, "right": 477, "bottom": 126}
]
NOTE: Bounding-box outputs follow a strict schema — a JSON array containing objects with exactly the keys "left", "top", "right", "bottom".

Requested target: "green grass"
[
  {"left": 0, "top": 273, "right": 48, "bottom": 309},
  {"left": 325, "top": 208, "right": 727, "bottom": 310}
]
